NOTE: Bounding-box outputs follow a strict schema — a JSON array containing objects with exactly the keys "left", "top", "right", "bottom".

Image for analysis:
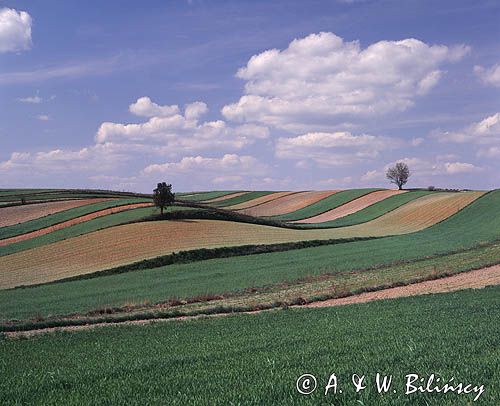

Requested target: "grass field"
[
  {"left": 1, "top": 238, "right": 498, "bottom": 322},
  {"left": 1, "top": 286, "right": 498, "bottom": 405}
]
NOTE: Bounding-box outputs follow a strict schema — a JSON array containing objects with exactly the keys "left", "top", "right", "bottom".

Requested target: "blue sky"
[{"left": 1, "top": 0, "right": 499, "bottom": 192}]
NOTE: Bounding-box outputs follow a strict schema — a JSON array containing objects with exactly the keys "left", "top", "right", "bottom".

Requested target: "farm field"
[
  {"left": 1, "top": 286, "right": 499, "bottom": 404},
  {"left": 292, "top": 189, "right": 406, "bottom": 223},
  {"left": 0, "top": 190, "right": 484, "bottom": 288},
  {"left": 237, "top": 190, "right": 338, "bottom": 216},
  {"left": 0, "top": 186, "right": 498, "bottom": 404}
]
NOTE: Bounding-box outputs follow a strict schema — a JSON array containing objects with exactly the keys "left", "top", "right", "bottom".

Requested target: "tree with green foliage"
[
  {"left": 386, "top": 162, "right": 410, "bottom": 190},
  {"left": 153, "top": 182, "right": 175, "bottom": 215}
]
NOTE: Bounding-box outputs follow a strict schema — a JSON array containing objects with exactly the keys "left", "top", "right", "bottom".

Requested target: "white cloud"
[
  {"left": 0, "top": 8, "right": 32, "bottom": 53},
  {"left": 36, "top": 114, "right": 50, "bottom": 121},
  {"left": 96, "top": 97, "right": 269, "bottom": 155},
  {"left": 143, "top": 154, "right": 267, "bottom": 175},
  {"left": 129, "top": 96, "right": 180, "bottom": 118},
  {"left": 433, "top": 113, "right": 500, "bottom": 147},
  {"left": 444, "top": 162, "right": 482, "bottom": 174},
  {"left": 17, "top": 95, "right": 42, "bottom": 104},
  {"left": 276, "top": 131, "right": 401, "bottom": 166},
  {"left": 222, "top": 32, "right": 470, "bottom": 131},
  {"left": 0, "top": 144, "right": 128, "bottom": 176},
  {"left": 474, "top": 64, "right": 500, "bottom": 87}
]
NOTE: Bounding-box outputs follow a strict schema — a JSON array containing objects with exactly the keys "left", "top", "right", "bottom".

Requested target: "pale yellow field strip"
[
  {"left": 225, "top": 191, "right": 295, "bottom": 210},
  {"left": 202, "top": 192, "right": 249, "bottom": 203},
  {"left": 0, "top": 192, "right": 483, "bottom": 289},
  {"left": 293, "top": 190, "right": 406, "bottom": 223},
  {"left": 238, "top": 190, "right": 340, "bottom": 217}
]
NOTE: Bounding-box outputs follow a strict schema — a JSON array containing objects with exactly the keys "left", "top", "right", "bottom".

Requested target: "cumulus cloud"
[
  {"left": 432, "top": 113, "right": 500, "bottom": 152},
  {"left": 96, "top": 97, "right": 269, "bottom": 155},
  {"left": 129, "top": 96, "right": 180, "bottom": 118},
  {"left": 222, "top": 32, "right": 470, "bottom": 131},
  {"left": 0, "top": 144, "right": 126, "bottom": 175},
  {"left": 0, "top": 8, "right": 32, "bottom": 53},
  {"left": 474, "top": 64, "right": 500, "bottom": 87},
  {"left": 143, "top": 154, "right": 267, "bottom": 175},
  {"left": 36, "top": 114, "right": 50, "bottom": 121},
  {"left": 444, "top": 162, "right": 482, "bottom": 174},
  {"left": 276, "top": 131, "right": 401, "bottom": 166},
  {"left": 142, "top": 154, "right": 269, "bottom": 187}
]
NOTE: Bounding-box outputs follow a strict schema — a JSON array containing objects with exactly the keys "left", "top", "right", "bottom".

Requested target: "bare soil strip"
[
  {"left": 0, "top": 199, "right": 114, "bottom": 228},
  {"left": 238, "top": 190, "right": 339, "bottom": 217},
  {"left": 225, "top": 191, "right": 296, "bottom": 210},
  {"left": 0, "top": 202, "right": 153, "bottom": 247},
  {"left": 305, "top": 264, "right": 500, "bottom": 307},
  {"left": 0, "top": 192, "right": 482, "bottom": 289},
  {"left": 293, "top": 190, "right": 406, "bottom": 223},
  {"left": 5, "top": 264, "right": 499, "bottom": 338}
]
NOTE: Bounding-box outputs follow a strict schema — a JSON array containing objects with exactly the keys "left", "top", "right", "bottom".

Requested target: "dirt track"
[
  {"left": 306, "top": 264, "right": 500, "bottom": 307},
  {"left": 5, "top": 264, "right": 500, "bottom": 338}
]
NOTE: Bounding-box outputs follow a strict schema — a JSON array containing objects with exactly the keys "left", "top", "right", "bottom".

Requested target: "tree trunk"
[{"left": 161, "top": 206, "right": 164, "bottom": 215}]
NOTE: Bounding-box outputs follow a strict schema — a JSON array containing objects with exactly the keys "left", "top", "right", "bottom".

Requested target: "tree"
[
  {"left": 153, "top": 182, "right": 175, "bottom": 215},
  {"left": 386, "top": 162, "right": 410, "bottom": 190}
]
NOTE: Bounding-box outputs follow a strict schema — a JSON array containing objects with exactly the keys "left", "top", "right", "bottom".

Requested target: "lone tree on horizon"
[
  {"left": 153, "top": 182, "right": 175, "bottom": 215},
  {"left": 386, "top": 162, "right": 410, "bottom": 190}
]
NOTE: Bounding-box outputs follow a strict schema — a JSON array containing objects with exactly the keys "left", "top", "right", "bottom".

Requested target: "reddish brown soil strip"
[
  {"left": 306, "top": 264, "right": 500, "bottom": 308},
  {"left": 203, "top": 191, "right": 249, "bottom": 203},
  {"left": 294, "top": 190, "right": 406, "bottom": 223},
  {"left": 5, "top": 265, "right": 500, "bottom": 338},
  {"left": 226, "top": 191, "right": 295, "bottom": 210},
  {"left": 0, "top": 199, "right": 114, "bottom": 228},
  {"left": 238, "top": 190, "right": 340, "bottom": 217},
  {"left": 0, "top": 202, "right": 153, "bottom": 247}
]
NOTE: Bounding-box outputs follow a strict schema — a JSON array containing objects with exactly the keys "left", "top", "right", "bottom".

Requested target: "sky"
[{"left": 0, "top": 0, "right": 499, "bottom": 192}]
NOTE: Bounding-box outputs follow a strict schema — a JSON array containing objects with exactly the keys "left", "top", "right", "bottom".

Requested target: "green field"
[
  {"left": 1, "top": 190, "right": 498, "bottom": 323},
  {"left": 1, "top": 286, "right": 498, "bottom": 405},
  {"left": 1, "top": 239, "right": 498, "bottom": 323}
]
